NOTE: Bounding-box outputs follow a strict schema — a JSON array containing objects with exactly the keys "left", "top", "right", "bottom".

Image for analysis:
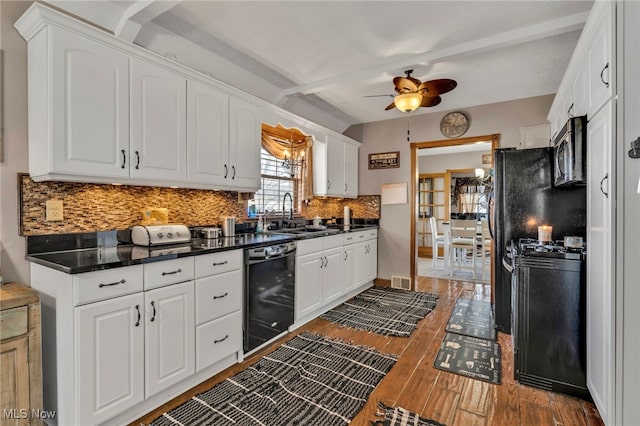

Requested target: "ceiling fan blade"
[
  {"left": 420, "top": 95, "right": 442, "bottom": 107},
  {"left": 364, "top": 94, "right": 394, "bottom": 98},
  {"left": 393, "top": 76, "right": 419, "bottom": 93},
  {"left": 384, "top": 101, "right": 396, "bottom": 111},
  {"left": 419, "top": 79, "right": 457, "bottom": 95}
]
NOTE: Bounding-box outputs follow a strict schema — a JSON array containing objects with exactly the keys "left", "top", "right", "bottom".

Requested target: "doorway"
[{"left": 409, "top": 134, "right": 500, "bottom": 290}]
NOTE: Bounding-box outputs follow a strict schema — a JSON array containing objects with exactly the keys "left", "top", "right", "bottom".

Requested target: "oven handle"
[
  {"left": 246, "top": 249, "right": 296, "bottom": 265},
  {"left": 502, "top": 255, "right": 513, "bottom": 273}
]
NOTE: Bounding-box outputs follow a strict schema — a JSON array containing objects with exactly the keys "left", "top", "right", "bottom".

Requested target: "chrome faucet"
[{"left": 282, "top": 192, "right": 293, "bottom": 220}]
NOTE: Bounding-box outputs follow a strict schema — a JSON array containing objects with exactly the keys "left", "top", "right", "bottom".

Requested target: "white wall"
[
  {"left": 0, "top": 1, "right": 31, "bottom": 285},
  {"left": 418, "top": 150, "right": 492, "bottom": 174},
  {"left": 357, "top": 94, "right": 554, "bottom": 280}
]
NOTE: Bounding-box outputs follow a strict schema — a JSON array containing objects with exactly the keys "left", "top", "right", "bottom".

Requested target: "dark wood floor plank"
[
  {"left": 458, "top": 379, "right": 492, "bottom": 416},
  {"left": 486, "top": 382, "right": 520, "bottom": 426},
  {"left": 549, "top": 393, "right": 590, "bottom": 426},
  {"left": 452, "top": 408, "right": 486, "bottom": 426},
  {"left": 520, "top": 399, "right": 555, "bottom": 426},
  {"left": 422, "top": 387, "right": 461, "bottom": 426}
]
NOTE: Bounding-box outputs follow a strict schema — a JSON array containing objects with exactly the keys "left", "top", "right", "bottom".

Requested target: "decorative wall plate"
[{"left": 440, "top": 111, "right": 469, "bottom": 138}]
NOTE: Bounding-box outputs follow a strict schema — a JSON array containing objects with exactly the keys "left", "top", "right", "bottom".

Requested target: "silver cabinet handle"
[
  {"left": 150, "top": 301, "right": 156, "bottom": 322},
  {"left": 600, "top": 63, "right": 610, "bottom": 88},
  {"left": 135, "top": 150, "right": 140, "bottom": 169},
  {"left": 161, "top": 268, "right": 182, "bottom": 276},
  {"left": 99, "top": 279, "right": 126, "bottom": 288},
  {"left": 224, "top": 164, "right": 228, "bottom": 179},
  {"left": 327, "top": 180, "right": 331, "bottom": 190},
  {"left": 213, "top": 292, "right": 228, "bottom": 300},
  {"left": 344, "top": 251, "right": 348, "bottom": 261},
  {"left": 121, "top": 150, "right": 126, "bottom": 169},
  {"left": 324, "top": 256, "right": 328, "bottom": 267},
  {"left": 213, "top": 261, "right": 228, "bottom": 266},
  {"left": 135, "top": 305, "right": 141, "bottom": 327},
  {"left": 567, "top": 102, "right": 574, "bottom": 118},
  {"left": 214, "top": 335, "right": 229, "bottom": 344},
  {"left": 232, "top": 165, "right": 236, "bottom": 180},
  {"left": 600, "top": 174, "right": 609, "bottom": 198},
  {"left": 345, "top": 182, "right": 348, "bottom": 192}
]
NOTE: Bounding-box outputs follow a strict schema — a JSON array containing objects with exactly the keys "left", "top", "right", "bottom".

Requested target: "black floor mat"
[
  {"left": 445, "top": 298, "right": 496, "bottom": 341},
  {"left": 433, "top": 332, "right": 501, "bottom": 384}
]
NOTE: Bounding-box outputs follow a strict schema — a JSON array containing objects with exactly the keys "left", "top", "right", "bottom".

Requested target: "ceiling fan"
[{"left": 366, "top": 70, "right": 457, "bottom": 112}]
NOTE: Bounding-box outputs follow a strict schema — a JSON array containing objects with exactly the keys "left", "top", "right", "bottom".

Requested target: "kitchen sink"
[{"left": 266, "top": 227, "right": 340, "bottom": 237}]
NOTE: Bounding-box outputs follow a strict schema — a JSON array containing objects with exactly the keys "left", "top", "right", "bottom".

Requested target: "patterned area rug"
[
  {"left": 445, "top": 298, "right": 496, "bottom": 340},
  {"left": 320, "top": 286, "right": 439, "bottom": 337},
  {"left": 433, "top": 333, "right": 502, "bottom": 385},
  {"left": 372, "top": 402, "right": 446, "bottom": 426},
  {"left": 150, "top": 332, "right": 398, "bottom": 426}
]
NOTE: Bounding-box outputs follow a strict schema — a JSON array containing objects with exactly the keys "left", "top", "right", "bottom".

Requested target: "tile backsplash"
[{"left": 19, "top": 174, "right": 380, "bottom": 235}]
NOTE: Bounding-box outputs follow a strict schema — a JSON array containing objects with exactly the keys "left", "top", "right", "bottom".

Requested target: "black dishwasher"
[
  {"left": 512, "top": 239, "right": 590, "bottom": 398},
  {"left": 244, "top": 241, "right": 296, "bottom": 352}
]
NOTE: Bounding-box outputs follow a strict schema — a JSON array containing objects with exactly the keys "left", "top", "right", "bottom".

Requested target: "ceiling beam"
[
  {"left": 114, "top": 0, "right": 180, "bottom": 42},
  {"left": 273, "top": 11, "right": 590, "bottom": 104}
]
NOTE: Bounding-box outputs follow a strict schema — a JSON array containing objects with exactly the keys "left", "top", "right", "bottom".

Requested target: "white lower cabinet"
[
  {"left": 295, "top": 230, "right": 378, "bottom": 324},
  {"left": 76, "top": 293, "right": 145, "bottom": 425},
  {"left": 32, "top": 250, "right": 243, "bottom": 426},
  {"left": 144, "top": 282, "right": 195, "bottom": 398}
]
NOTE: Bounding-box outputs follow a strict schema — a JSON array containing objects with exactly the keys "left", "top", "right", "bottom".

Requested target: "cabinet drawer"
[
  {"left": 296, "top": 237, "right": 324, "bottom": 257},
  {"left": 194, "top": 250, "right": 242, "bottom": 278},
  {"left": 144, "top": 257, "right": 195, "bottom": 290},
  {"left": 0, "top": 306, "right": 28, "bottom": 340},
  {"left": 74, "top": 265, "right": 144, "bottom": 306},
  {"left": 352, "top": 229, "right": 378, "bottom": 242},
  {"left": 323, "top": 234, "right": 343, "bottom": 250},
  {"left": 195, "top": 270, "right": 242, "bottom": 325},
  {"left": 196, "top": 311, "right": 242, "bottom": 372},
  {"left": 342, "top": 233, "right": 358, "bottom": 245}
]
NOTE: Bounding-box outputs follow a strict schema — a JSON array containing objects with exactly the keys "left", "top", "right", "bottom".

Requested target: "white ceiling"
[{"left": 48, "top": 0, "right": 594, "bottom": 133}]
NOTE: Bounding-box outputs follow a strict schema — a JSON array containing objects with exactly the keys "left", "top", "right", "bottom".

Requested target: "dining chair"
[
  {"left": 449, "top": 219, "right": 478, "bottom": 278},
  {"left": 478, "top": 219, "right": 492, "bottom": 279},
  {"left": 429, "top": 216, "right": 445, "bottom": 269}
]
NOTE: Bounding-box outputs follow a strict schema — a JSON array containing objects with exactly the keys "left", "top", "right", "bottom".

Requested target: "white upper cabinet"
[
  {"left": 586, "top": 2, "right": 613, "bottom": 117},
  {"left": 313, "top": 135, "right": 359, "bottom": 198},
  {"left": 186, "top": 80, "right": 229, "bottom": 185},
  {"left": 131, "top": 59, "right": 187, "bottom": 182},
  {"left": 344, "top": 142, "right": 359, "bottom": 198},
  {"left": 33, "top": 27, "right": 130, "bottom": 180},
  {"left": 228, "top": 97, "right": 262, "bottom": 191}
]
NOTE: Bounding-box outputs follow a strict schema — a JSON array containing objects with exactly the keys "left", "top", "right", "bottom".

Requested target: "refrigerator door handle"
[
  {"left": 488, "top": 191, "right": 495, "bottom": 240},
  {"left": 502, "top": 255, "right": 514, "bottom": 273}
]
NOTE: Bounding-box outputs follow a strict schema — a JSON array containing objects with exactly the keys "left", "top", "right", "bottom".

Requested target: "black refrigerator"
[{"left": 492, "top": 147, "right": 586, "bottom": 334}]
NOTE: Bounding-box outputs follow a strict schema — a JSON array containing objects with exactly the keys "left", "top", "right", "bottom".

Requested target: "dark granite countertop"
[
  {"left": 26, "top": 226, "right": 378, "bottom": 274},
  {"left": 26, "top": 233, "right": 296, "bottom": 274}
]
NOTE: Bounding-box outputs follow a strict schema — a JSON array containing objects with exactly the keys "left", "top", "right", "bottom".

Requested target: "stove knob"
[
  {"left": 176, "top": 231, "right": 181, "bottom": 237},
  {"left": 157, "top": 232, "right": 164, "bottom": 239},
  {"left": 167, "top": 232, "right": 173, "bottom": 239}
]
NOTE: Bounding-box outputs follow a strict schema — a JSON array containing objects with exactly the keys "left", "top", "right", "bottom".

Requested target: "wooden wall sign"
[
  {"left": 482, "top": 153, "right": 493, "bottom": 165},
  {"left": 369, "top": 151, "right": 400, "bottom": 169}
]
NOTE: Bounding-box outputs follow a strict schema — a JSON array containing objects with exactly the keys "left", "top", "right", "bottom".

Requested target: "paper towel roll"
[{"left": 344, "top": 206, "right": 351, "bottom": 229}]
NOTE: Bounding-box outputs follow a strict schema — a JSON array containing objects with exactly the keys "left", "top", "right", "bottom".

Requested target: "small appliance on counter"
[
  {"left": 200, "top": 227, "right": 222, "bottom": 239},
  {"left": 222, "top": 216, "right": 236, "bottom": 237},
  {"left": 131, "top": 224, "right": 191, "bottom": 246}
]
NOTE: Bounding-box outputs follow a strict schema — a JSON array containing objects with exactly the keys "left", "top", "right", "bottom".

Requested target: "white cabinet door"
[
  {"left": 295, "top": 253, "right": 323, "bottom": 321},
  {"left": 344, "top": 143, "right": 359, "bottom": 198},
  {"left": 366, "top": 240, "right": 378, "bottom": 282},
  {"left": 586, "top": 101, "right": 614, "bottom": 425},
  {"left": 187, "top": 80, "right": 229, "bottom": 186},
  {"left": 144, "top": 281, "right": 195, "bottom": 398},
  {"left": 76, "top": 293, "right": 144, "bottom": 425},
  {"left": 343, "top": 245, "right": 355, "bottom": 292},
  {"left": 353, "top": 242, "right": 369, "bottom": 288},
  {"left": 323, "top": 247, "right": 345, "bottom": 304},
  {"left": 326, "top": 136, "right": 345, "bottom": 196},
  {"left": 571, "top": 59, "right": 588, "bottom": 117},
  {"left": 228, "top": 96, "right": 261, "bottom": 191},
  {"left": 131, "top": 59, "right": 187, "bottom": 182},
  {"left": 587, "top": 2, "right": 613, "bottom": 117},
  {"left": 49, "top": 28, "right": 130, "bottom": 179}
]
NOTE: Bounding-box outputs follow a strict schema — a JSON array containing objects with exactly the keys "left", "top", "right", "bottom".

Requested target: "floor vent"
[{"left": 391, "top": 275, "right": 411, "bottom": 290}]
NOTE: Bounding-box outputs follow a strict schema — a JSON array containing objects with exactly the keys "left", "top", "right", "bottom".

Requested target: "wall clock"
[{"left": 440, "top": 111, "right": 469, "bottom": 138}]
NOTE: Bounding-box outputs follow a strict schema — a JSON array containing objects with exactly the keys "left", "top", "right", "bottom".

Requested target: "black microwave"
[{"left": 553, "top": 115, "right": 587, "bottom": 186}]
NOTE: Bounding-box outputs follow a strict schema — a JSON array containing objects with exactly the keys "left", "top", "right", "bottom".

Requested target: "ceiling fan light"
[{"left": 394, "top": 93, "right": 422, "bottom": 112}]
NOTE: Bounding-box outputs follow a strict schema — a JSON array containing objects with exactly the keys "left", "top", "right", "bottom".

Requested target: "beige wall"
[
  {"left": 357, "top": 94, "right": 554, "bottom": 281},
  {"left": 1, "top": 1, "right": 31, "bottom": 285}
]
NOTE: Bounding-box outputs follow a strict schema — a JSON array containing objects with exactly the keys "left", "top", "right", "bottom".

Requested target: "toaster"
[{"left": 131, "top": 224, "right": 191, "bottom": 246}]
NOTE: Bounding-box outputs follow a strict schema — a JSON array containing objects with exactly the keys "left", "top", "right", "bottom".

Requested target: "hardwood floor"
[{"left": 131, "top": 277, "right": 604, "bottom": 426}]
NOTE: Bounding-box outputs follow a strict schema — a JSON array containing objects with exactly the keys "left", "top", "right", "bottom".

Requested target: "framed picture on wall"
[{"left": 369, "top": 151, "right": 400, "bottom": 169}]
